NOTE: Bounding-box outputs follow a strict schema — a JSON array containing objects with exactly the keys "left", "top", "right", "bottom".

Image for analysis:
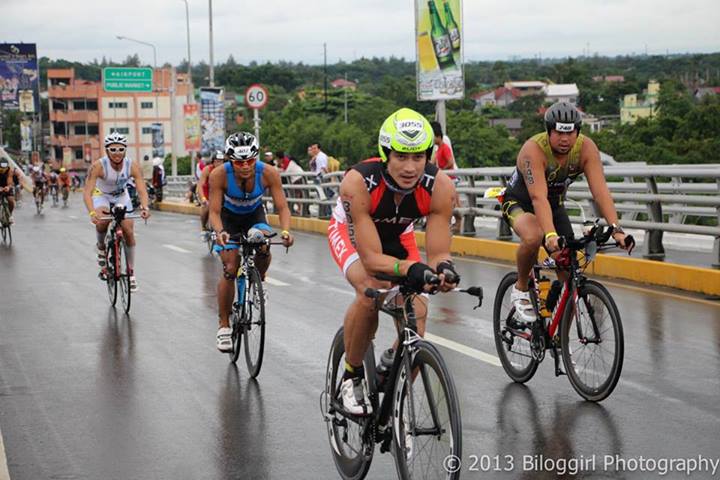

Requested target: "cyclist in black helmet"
[{"left": 502, "top": 102, "right": 632, "bottom": 324}]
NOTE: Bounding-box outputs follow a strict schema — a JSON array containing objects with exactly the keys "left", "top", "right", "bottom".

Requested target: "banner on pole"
[
  {"left": 183, "top": 104, "right": 201, "bottom": 151},
  {"left": 20, "top": 119, "right": 32, "bottom": 152},
  {"left": 0, "top": 43, "right": 40, "bottom": 112},
  {"left": 151, "top": 122, "right": 165, "bottom": 158},
  {"left": 415, "top": 0, "right": 464, "bottom": 101},
  {"left": 200, "top": 87, "right": 225, "bottom": 157}
]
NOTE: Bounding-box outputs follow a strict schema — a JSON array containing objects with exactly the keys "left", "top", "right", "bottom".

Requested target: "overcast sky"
[{"left": 2, "top": 0, "right": 718, "bottom": 65}]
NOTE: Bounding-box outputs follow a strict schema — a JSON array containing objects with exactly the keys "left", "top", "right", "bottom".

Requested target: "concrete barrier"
[{"left": 158, "top": 200, "right": 720, "bottom": 297}]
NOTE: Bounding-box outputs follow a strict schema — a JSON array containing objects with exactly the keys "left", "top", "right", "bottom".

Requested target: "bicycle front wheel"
[
  {"left": 323, "top": 327, "right": 375, "bottom": 480},
  {"left": 393, "top": 341, "right": 462, "bottom": 480},
  {"left": 243, "top": 267, "right": 266, "bottom": 378},
  {"left": 105, "top": 244, "right": 118, "bottom": 307},
  {"left": 119, "top": 241, "right": 131, "bottom": 314},
  {"left": 493, "top": 272, "right": 539, "bottom": 383},
  {"left": 561, "top": 280, "right": 624, "bottom": 402}
]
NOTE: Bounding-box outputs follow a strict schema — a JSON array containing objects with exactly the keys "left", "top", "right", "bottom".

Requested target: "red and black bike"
[{"left": 100, "top": 206, "right": 142, "bottom": 314}]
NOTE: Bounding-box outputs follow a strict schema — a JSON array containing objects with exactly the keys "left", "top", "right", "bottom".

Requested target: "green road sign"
[{"left": 103, "top": 67, "right": 153, "bottom": 92}]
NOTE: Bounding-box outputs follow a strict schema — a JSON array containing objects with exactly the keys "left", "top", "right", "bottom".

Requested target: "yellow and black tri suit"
[{"left": 502, "top": 132, "right": 586, "bottom": 237}]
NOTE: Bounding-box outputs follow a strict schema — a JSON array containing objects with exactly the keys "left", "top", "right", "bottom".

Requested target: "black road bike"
[
  {"left": 0, "top": 192, "right": 12, "bottom": 246},
  {"left": 493, "top": 223, "right": 634, "bottom": 402},
  {"left": 219, "top": 231, "right": 286, "bottom": 378},
  {"left": 322, "top": 272, "right": 483, "bottom": 480}
]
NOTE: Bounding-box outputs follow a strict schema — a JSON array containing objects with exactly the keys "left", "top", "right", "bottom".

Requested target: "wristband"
[
  {"left": 393, "top": 261, "right": 401, "bottom": 276},
  {"left": 89, "top": 211, "right": 97, "bottom": 217},
  {"left": 544, "top": 231, "right": 558, "bottom": 240},
  {"left": 281, "top": 230, "right": 290, "bottom": 237}
]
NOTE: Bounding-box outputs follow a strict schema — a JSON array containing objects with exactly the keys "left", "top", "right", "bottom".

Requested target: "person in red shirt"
[{"left": 431, "top": 122, "right": 461, "bottom": 233}]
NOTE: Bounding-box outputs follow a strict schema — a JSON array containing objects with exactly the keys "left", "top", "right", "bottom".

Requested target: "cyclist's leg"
[
  {"left": 250, "top": 210, "right": 274, "bottom": 279},
  {"left": 552, "top": 205, "right": 574, "bottom": 282},
  {"left": 502, "top": 199, "right": 542, "bottom": 290},
  {"left": 217, "top": 248, "right": 240, "bottom": 329},
  {"left": 200, "top": 203, "right": 210, "bottom": 231},
  {"left": 7, "top": 195, "right": 15, "bottom": 214}
]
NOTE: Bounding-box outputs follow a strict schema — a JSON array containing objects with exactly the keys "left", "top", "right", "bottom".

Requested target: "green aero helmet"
[{"left": 377, "top": 108, "right": 434, "bottom": 162}]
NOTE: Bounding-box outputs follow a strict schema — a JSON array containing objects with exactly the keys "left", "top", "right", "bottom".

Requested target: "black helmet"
[
  {"left": 225, "top": 132, "right": 259, "bottom": 161},
  {"left": 544, "top": 102, "right": 581, "bottom": 133}
]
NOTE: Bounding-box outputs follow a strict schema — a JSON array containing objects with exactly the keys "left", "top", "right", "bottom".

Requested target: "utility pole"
[
  {"left": 209, "top": 0, "right": 215, "bottom": 87},
  {"left": 343, "top": 72, "right": 348, "bottom": 124},
  {"left": 323, "top": 42, "right": 328, "bottom": 114}
]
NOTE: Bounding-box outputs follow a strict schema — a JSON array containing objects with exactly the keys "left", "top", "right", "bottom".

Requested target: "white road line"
[
  {"left": 162, "top": 244, "right": 191, "bottom": 254},
  {"left": 424, "top": 332, "right": 502, "bottom": 367},
  {"left": 0, "top": 426, "right": 10, "bottom": 480},
  {"left": 68, "top": 215, "right": 78, "bottom": 220},
  {"left": 265, "top": 277, "right": 290, "bottom": 286}
]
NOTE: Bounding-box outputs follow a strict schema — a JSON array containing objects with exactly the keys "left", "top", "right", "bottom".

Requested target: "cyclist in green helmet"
[{"left": 327, "top": 107, "right": 460, "bottom": 416}]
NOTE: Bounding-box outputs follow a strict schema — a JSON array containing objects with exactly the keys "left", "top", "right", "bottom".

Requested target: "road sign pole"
[{"left": 253, "top": 109, "right": 260, "bottom": 147}]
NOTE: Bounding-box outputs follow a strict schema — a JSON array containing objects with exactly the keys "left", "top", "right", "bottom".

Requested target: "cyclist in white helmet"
[{"left": 83, "top": 132, "right": 150, "bottom": 291}]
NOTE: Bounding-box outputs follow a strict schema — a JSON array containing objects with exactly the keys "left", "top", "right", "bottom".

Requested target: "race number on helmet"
[{"left": 377, "top": 108, "right": 434, "bottom": 162}]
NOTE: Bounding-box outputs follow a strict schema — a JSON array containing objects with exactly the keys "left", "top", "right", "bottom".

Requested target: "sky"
[{"left": 2, "top": 0, "right": 719, "bottom": 66}]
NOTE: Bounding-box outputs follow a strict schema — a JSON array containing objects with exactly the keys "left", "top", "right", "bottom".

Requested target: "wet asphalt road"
[{"left": 0, "top": 195, "right": 719, "bottom": 480}]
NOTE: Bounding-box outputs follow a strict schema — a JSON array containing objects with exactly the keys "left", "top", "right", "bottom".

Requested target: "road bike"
[
  {"left": 33, "top": 185, "right": 46, "bottom": 215},
  {"left": 100, "top": 206, "right": 142, "bottom": 314},
  {"left": 493, "top": 222, "right": 634, "bottom": 402},
  {"left": 321, "top": 272, "right": 483, "bottom": 480},
  {"left": 61, "top": 185, "right": 70, "bottom": 207},
  {"left": 50, "top": 183, "right": 59, "bottom": 207},
  {"left": 0, "top": 192, "right": 12, "bottom": 246},
  {"left": 218, "top": 231, "right": 286, "bottom": 377}
]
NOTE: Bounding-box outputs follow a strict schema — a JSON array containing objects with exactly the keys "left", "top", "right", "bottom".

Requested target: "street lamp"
[
  {"left": 180, "top": 0, "right": 193, "bottom": 103},
  {"left": 208, "top": 0, "right": 215, "bottom": 86},
  {"left": 115, "top": 35, "right": 157, "bottom": 71}
]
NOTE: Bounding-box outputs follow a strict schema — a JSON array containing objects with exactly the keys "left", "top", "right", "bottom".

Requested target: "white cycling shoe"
[
  {"left": 511, "top": 286, "right": 536, "bottom": 324},
  {"left": 340, "top": 377, "right": 373, "bottom": 416},
  {"left": 216, "top": 327, "right": 233, "bottom": 352}
]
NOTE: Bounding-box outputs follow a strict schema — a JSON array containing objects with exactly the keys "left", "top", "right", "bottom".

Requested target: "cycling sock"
[
  {"left": 126, "top": 245, "right": 136, "bottom": 271},
  {"left": 343, "top": 362, "right": 365, "bottom": 381},
  {"left": 96, "top": 230, "right": 106, "bottom": 245}
]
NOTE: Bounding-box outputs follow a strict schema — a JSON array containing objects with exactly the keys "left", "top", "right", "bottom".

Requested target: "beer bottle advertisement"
[{"left": 415, "top": 0, "right": 464, "bottom": 101}]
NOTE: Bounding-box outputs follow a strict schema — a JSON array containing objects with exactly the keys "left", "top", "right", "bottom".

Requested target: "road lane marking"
[
  {"left": 0, "top": 425, "right": 10, "bottom": 480},
  {"left": 162, "top": 244, "right": 191, "bottom": 254},
  {"left": 424, "top": 332, "right": 502, "bottom": 367},
  {"left": 68, "top": 215, "right": 78, "bottom": 220},
  {"left": 265, "top": 277, "right": 290, "bottom": 286}
]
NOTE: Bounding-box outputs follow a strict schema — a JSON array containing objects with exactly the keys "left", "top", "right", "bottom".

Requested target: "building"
[
  {"left": 544, "top": 83, "right": 580, "bottom": 105},
  {"left": 620, "top": 80, "right": 660, "bottom": 125},
  {"left": 592, "top": 75, "right": 625, "bottom": 83},
  {"left": 472, "top": 87, "right": 521, "bottom": 110},
  {"left": 48, "top": 67, "right": 191, "bottom": 170},
  {"left": 330, "top": 78, "right": 357, "bottom": 90},
  {"left": 694, "top": 87, "right": 720, "bottom": 100},
  {"left": 488, "top": 118, "right": 523, "bottom": 137},
  {"left": 503, "top": 81, "right": 546, "bottom": 96}
]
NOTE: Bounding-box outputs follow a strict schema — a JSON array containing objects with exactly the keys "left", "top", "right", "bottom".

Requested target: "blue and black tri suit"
[{"left": 217, "top": 161, "right": 272, "bottom": 251}]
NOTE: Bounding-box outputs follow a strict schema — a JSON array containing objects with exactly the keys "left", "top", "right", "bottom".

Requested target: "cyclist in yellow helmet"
[{"left": 327, "top": 108, "right": 459, "bottom": 416}]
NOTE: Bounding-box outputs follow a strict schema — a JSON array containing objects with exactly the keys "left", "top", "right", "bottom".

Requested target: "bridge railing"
[{"left": 165, "top": 165, "right": 720, "bottom": 267}]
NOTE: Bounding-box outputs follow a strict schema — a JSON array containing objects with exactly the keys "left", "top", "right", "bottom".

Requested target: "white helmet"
[
  {"left": 225, "top": 132, "right": 259, "bottom": 161},
  {"left": 33, "top": 165, "right": 40, "bottom": 173},
  {"left": 104, "top": 132, "right": 128, "bottom": 147},
  {"left": 152, "top": 157, "right": 163, "bottom": 167}
]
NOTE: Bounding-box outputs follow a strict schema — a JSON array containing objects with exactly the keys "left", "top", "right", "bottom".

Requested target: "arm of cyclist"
[
  {"left": 264, "top": 164, "right": 294, "bottom": 247},
  {"left": 208, "top": 166, "right": 228, "bottom": 246},
  {"left": 197, "top": 165, "right": 211, "bottom": 205},
  {"left": 130, "top": 160, "right": 150, "bottom": 219},
  {"left": 581, "top": 139, "right": 631, "bottom": 251},
  {"left": 341, "top": 171, "right": 433, "bottom": 292},
  {"left": 425, "top": 171, "right": 460, "bottom": 292},
  {"left": 521, "top": 142, "right": 560, "bottom": 252},
  {"left": 83, "top": 161, "right": 103, "bottom": 224}
]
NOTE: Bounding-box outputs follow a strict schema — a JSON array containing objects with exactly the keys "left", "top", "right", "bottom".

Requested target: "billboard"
[
  {"left": 200, "top": 87, "right": 225, "bottom": 157},
  {"left": 183, "top": 104, "right": 201, "bottom": 151},
  {"left": 415, "top": 0, "right": 464, "bottom": 101},
  {"left": 151, "top": 123, "right": 165, "bottom": 158},
  {"left": 0, "top": 43, "right": 39, "bottom": 112}
]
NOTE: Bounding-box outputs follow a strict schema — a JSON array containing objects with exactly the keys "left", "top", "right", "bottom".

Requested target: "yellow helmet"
[{"left": 60, "top": 167, "right": 66, "bottom": 173}]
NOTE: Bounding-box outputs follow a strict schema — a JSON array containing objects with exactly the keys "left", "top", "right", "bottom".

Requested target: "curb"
[{"left": 158, "top": 200, "right": 720, "bottom": 297}]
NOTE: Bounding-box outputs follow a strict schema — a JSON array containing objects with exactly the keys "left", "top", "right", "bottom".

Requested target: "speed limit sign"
[{"left": 245, "top": 84, "right": 269, "bottom": 109}]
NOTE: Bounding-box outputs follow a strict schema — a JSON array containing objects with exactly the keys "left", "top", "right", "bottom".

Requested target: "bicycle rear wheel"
[
  {"left": 561, "top": 280, "right": 624, "bottom": 402},
  {"left": 323, "top": 327, "right": 376, "bottom": 480},
  {"left": 118, "top": 240, "right": 131, "bottom": 314},
  {"left": 493, "top": 272, "right": 539, "bottom": 383},
  {"left": 393, "top": 341, "right": 462, "bottom": 480},
  {"left": 243, "top": 267, "right": 266, "bottom": 378},
  {"left": 105, "top": 241, "right": 118, "bottom": 307}
]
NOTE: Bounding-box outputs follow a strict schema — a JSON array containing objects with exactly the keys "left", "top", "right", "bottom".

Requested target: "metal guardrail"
[{"left": 166, "top": 165, "right": 720, "bottom": 268}]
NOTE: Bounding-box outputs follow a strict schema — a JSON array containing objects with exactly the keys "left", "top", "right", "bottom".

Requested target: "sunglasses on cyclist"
[
  {"left": 231, "top": 157, "right": 256, "bottom": 166},
  {"left": 107, "top": 146, "right": 126, "bottom": 154}
]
